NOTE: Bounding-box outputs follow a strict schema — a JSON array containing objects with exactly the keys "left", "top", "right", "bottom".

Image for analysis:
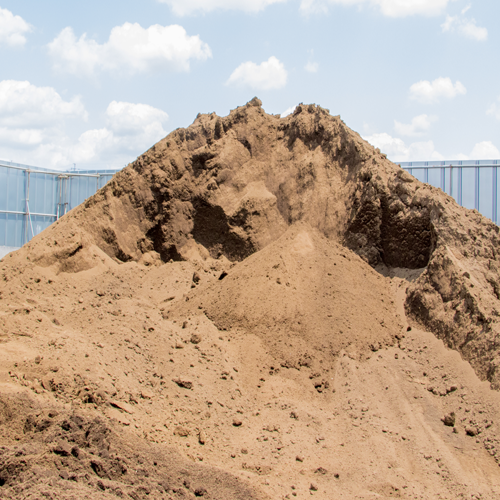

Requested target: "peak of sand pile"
[
  {"left": 2, "top": 98, "right": 500, "bottom": 499},
  {"left": 12, "top": 97, "right": 500, "bottom": 388}
]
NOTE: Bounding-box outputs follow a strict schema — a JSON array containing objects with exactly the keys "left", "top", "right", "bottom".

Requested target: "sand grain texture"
[{"left": 1, "top": 98, "right": 500, "bottom": 499}]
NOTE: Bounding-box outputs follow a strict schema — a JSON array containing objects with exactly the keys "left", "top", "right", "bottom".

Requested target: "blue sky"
[{"left": 0, "top": 0, "right": 499, "bottom": 170}]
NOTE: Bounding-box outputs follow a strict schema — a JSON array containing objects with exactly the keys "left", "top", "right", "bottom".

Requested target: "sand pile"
[{"left": 1, "top": 98, "right": 500, "bottom": 499}]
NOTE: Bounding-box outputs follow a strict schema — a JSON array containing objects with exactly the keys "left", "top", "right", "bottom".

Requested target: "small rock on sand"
[
  {"left": 173, "top": 377, "right": 193, "bottom": 390},
  {"left": 442, "top": 412, "right": 456, "bottom": 427}
]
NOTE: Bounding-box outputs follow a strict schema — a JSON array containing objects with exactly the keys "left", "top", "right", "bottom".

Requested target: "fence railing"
[
  {"left": 401, "top": 160, "right": 500, "bottom": 224},
  {"left": 0, "top": 161, "right": 120, "bottom": 248}
]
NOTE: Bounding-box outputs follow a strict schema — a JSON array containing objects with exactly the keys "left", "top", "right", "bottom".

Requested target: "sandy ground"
[{"left": 2, "top": 225, "right": 500, "bottom": 499}]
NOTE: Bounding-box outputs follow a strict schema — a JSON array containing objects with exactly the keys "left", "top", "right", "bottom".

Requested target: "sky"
[{"left": 0, "top": 0, "right": 499, "bottom": 170}]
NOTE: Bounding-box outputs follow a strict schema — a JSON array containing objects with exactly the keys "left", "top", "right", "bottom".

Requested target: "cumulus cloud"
[
  {"left": 56, "top": 101, "right": 168, "bottom": 167},
  {"left": 441, "top": 6, "right": 487, "bottom": 41},
  {"left": 300, "top": 0, "right": 451, "bottom": 17},
  {"left": 0, "top": 80, "right": 87, "bottom": 129},
  {"left": 305, "top": 61, "right": 319, "bottom": 73},
  {"left": 157, "top": 0, "right": 287, "bottom": 16},
  {"left": 0, "top": 80, "right": 87, "bottom": 154},
  {"left": 363, "top": 132, "right": 444, "bottom": 162},
  {"left": 53, "top": 102, "right": 169, "bottom": 166},
  {"left": 470, "top": 141, "right": 500, "bottom": 160},
  {"left": 0, "top": 85, "right": 169, "bottom": 169},
  {"left": 409, "top": 77, "right": 466, "bottom": 103},
  {"left": 487, "top": 97, "right": 500, "bottom": 121},
  {"left": 394, "top": 114, "right": 437, "bottom": 137},
  {"left": 104, "top": 101, "right": 169, "bottom": 152},
  {"left": 106, "top": 101, "right": 168, "bottom": 136},
  {"left": 281, "top": 106, "right": 296, "bottom": 117},
  {"left": 0, "top": 7, "right": 32, "bottom": 47},
  {"left": 226, "top": 56, "right": 287, "bottom": 90},
  {"left": 48, "top": 23, "right": 212, "bottom": 77},
  {"left": 364, "top": 131, "right": 500, "bottom": 162}
]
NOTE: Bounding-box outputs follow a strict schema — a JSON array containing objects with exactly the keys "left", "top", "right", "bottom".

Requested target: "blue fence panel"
[
  {"left": 31, "top": 172, "right": 58, "bottom": 216},
  {"left": 0, "top": 162, "right": 121, "bottom": 249},
  {"left": 461, "top": 168, "right": 476, "bottom": 210},
  {"left": 3, "top": 168, "right": 26, "bottom": 213},
  {"left": 401, "top": 160, "right": 500, "bottom": 224},
  {"left": 68, "top": 175, "right": 98, "bottom": 211},
  {"left": 0, "top": 213, "right": 25, "bottom": 247},
  {"left": 31, "top": 215, "right": 56, "bottom": 239},
  {"left": 478, "top": 167, "right": 493, "bottom": 221}
]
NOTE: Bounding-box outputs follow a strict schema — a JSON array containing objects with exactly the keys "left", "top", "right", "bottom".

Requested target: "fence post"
[
  {"left": 475, "top": 166, "right": 480, "bottom": 211},
  {"left": 24, "top": 168, "right": 28, "bottom": 245},
  {"left": 458, "top": 167, "right": 463, "bottom": 206},
  {"left": 493, "top": 166, "right": 498, "bottom": 224},
  {"left": 449, "top": 165, "right": 453, "bottom": 198}
]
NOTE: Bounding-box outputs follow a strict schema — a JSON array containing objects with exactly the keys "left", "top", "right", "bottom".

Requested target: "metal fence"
[
  {"left": 0, "top": 160, "right": 120, "bottom": 249},
  {"left": 400, "top": 160, "right": 500, "bottom": 224}
]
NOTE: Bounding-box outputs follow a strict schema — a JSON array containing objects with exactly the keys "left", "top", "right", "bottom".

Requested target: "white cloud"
[
  {"left": 470, "top": 141, "right": 500, "bottom": 160},
  {"left": 394, "top": 114, "right": 437, "bottom": 137},
  {"left": 0, "top": 8, "right": 31, "bottom": 47},
  {"left": 300, "top": 0, "right": 451, "bottom": 17},
  {"left": 0, "top": 88, "right": 169, "bottom": 169},
  {"left": 0, "top": 128, "right": 43, "bottom": 147},
  {"left": 409, "top": 77, "right": 466, "bottom": 103},
  {"left": 48, "top": 23, "right": 212, "bottom": 77},
  {"left": 226, "top": 56, "right": 287, "bottom": 90},
  {"left": 281, "top": 106, "right": 296, "bottom": 117},
  {"left": 441, "top": 7, "right": 487, "bottom": 41},
  {"left": 53, "top": 101, "right": 168, "bottom": 167},
  {"left": 55, "top": 101, "right": 169, "bottom": 166},
  {"left": 363, "top": 132, "right": 444, "bottom": 162},
  {"left": 106, "top": 101, "right": 169, "bottom": 136},
  {"left": 157, "top": 0, "right": 287, "bottom": 16},
  {"left": 0, "top": 80, "right": 87, "bottom": 129},
  {"left": 487, "top": 97, "right": 500, "bottom": 121},
  {"left": 104, "top": 101, "right": 169, "bottom": 152},
  {"left": 0, "top": 80, "right": 87, "bottom": 153},
  {"left": 364, "top": 131, "right": 500, "bottom": 162},
  {"left": 305, "top": 61, "right": 319, "bottom": 73},
  {"left": 364, "top": 132, "right": 408, "bottom": 159}
]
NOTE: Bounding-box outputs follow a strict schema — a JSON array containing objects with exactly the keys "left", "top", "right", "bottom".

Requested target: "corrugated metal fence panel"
[
  {"left": 30, "top": 171, "right": 59, "bottom": 215},
  {"left": 0, "top": 167, "right": 27, "bottom": 247},
  {"left": 0, "top": 213, "right": 25, "bottom": 247},
  {"left": 0, "top": 167, "right": 25, "bottom": 213},
  {"left": 400, "top": 160, "right": 500, "bottom": 224},
  {"left": 0, "top": 162, "right": 121, "bottom": 248}
]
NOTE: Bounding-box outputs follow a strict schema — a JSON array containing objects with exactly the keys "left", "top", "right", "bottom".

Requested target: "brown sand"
[{"left": 1, "top": 98, "right": 500, "bottom": 499}]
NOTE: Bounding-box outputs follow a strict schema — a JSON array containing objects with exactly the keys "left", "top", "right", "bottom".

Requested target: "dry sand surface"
[{"left": 2, "top": 98, "right": 500, "bottom": 499}]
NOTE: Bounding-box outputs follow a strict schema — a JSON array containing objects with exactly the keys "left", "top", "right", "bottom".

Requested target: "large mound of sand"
[{"left": 2, "top": 98, "right": 500, "bottom": 499}]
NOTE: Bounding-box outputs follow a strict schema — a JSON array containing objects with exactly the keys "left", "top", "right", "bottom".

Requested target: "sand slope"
[{"left": 1, "top": 99, "right": 500, "bottom": 499}]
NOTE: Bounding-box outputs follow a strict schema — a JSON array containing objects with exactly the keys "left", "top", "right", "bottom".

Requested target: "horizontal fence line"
[
  {"left": 402, "top": 164, "right": 499, "bottom": 170},
  {"left": 0, "top": 209, "right": 57, "bottom": 218},
  {"left": 0, "top": 163, "right": 113, "bottom": 178}
]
